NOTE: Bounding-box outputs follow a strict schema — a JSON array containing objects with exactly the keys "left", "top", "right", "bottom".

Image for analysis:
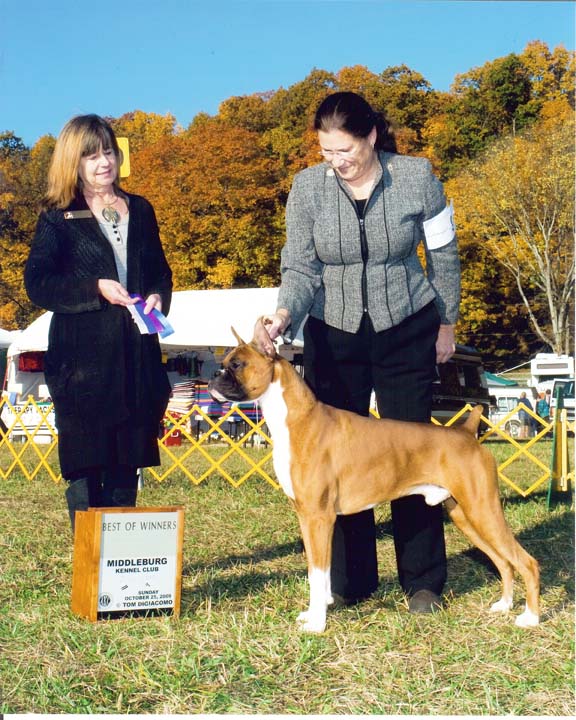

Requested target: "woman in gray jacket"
[{"left": 262, "top": 92, "right": 461, "bottom": 614}]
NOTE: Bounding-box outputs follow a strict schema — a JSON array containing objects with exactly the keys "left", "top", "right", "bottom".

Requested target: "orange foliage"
[
  {"left": 123, "top": 118, "right": 285, "bottom": 290},
  {"left": 1, "top": 45, "right": 574, "bottom": 366}
]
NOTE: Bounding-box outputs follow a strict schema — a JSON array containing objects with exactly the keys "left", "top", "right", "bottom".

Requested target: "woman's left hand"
[
  {"left": 143, "top": 293, "right": 162, "bottom": 314},
  {"left": 436, "top": 324, "right": 456, "bottom": 364}
]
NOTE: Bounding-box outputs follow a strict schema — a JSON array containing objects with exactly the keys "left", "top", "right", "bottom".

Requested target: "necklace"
[{"left": 101, "top": 195, "right": 121, "bottom": 224}]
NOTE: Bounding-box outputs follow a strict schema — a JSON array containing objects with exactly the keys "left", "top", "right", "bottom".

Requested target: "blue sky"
[{"left": 1, "top": 0, "right": 574, "bottom": 147}]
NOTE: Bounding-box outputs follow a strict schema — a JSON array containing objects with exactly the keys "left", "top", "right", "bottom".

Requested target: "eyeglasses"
[
  {"left": 319, "top": 149, "right": 356, "bottom": 160},
  {"left": 318, "top": 145, "right": 360, "bottom": 160}
]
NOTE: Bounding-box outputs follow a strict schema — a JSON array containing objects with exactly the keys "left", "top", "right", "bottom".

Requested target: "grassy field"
[{"left": 0, "top": 450, "right": 574, "bottom": 715}]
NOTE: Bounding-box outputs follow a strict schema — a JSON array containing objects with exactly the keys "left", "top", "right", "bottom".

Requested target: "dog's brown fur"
[{"left": 208, "top": 321, "right": 540, "bottom": 632}]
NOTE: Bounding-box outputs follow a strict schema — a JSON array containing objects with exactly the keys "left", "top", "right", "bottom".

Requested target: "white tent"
[
  {"left": 6, "top": 313, "right": 50, "bottom": 357},
  {"left": 0, "top": 327, "right": 20, "bottom": 350},
  {"left": 6, "top": 288, "right": 303, "bottom": 359},
  {"left": 159, "top": 287, "right": 302, "bottom": 353},
  {"left": 4, "top": 313, "right": 52, "bottom": 401}
]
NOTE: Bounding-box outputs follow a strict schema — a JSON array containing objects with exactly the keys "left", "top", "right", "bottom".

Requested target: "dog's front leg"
[
  {"left": 296, "top": 513, "right": 335, "bottom": 633},
  {"left": 297, "top": 567, "right": 331, "bottom": 633}
]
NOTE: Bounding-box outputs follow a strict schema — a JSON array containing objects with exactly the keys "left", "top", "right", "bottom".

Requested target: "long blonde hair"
[{"left": 43, "top": 114, "right": 121, "bottom": 209}]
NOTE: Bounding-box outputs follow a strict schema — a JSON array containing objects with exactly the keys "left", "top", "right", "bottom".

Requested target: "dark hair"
[{"left": 313, "top": 91, "right": 397, "bottom": 153}]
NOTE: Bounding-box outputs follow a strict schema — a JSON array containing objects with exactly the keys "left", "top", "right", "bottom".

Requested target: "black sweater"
[{"left": 24, "top": 192, "right": 173, "bottom": 470}]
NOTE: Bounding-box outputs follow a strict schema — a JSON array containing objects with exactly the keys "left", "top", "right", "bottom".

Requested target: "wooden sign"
[{"left": 71, "top": 506, "right": 184, "bottom": 621}]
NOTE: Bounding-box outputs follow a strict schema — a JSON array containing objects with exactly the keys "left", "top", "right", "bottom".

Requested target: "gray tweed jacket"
[{"left": 277, "top": 151, "right": 460, "bottom": 338}]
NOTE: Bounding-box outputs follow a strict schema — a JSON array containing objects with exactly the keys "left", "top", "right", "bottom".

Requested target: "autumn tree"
[
  {"left": 423, "top": 55, "right": 531, "bottom": 178},
  {"left": 259, "top": 68, "right": 337, "bottom": 176},
  {"left": 110, "top": 110, "right": 180, "bottom": 154},
  {"left": 519, "top": 40, "right": 576, "bottom": 108},
  {"left": 423, "top": 45, "right": 574, "bottom": 179},
  {"left": 123, "top": 118, "right": 285, "bottom": 290},
  {"left": 0, "top": 133, "right": 55, "bottom": 327},
  {"left": 218, "top": 92, "right": 275, "bottom": 134},
  {"left": 266, "top": 68, "right": 337, "bottom": 136},
  {"left": 446, "top": 192, "right": 541, "bottom": 368},
  {"left": 218, "top": 92, "right": 306, "bottom": 191},
  {"left": 0, "top": 132, "right": 28, "bottom": 161},
  {"left": 1, "top": 40, "right": 573, "bottom": 362},
  {"left": 336, "top": 64, "right": 383, "bottom": 99},
  {"left": 448, "top": 105, "right": 574, "bottom": 357},
  {"left": 335, "top": 64, "right": 437, "bottom": 155}
]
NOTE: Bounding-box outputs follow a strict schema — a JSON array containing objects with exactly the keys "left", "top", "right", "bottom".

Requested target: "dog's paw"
[
  {"left": 515, "top": 607, "right": 539, "bottom": 628},
  {"left": 489, "top": 597, "right": 513, "bottom": 613},
  {"left": 296, "top": 610, "right": 326, "bottom": 633}
]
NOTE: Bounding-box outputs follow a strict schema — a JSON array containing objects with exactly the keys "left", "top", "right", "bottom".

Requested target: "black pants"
[{"left": 303, "top": 303, "right": 447, "bottom": 599}]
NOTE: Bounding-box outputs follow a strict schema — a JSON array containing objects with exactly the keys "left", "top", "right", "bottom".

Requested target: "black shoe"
[
  {"left": 100, "top": 487, "right": 137, "bottom": 507},
  {"left": 408, "top": 589, "right": 442, "bottom": 614}
]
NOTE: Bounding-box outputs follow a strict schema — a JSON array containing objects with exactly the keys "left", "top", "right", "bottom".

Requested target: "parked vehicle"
[
  {"left": 550, "top": 378, "right": 575, "bottom": 422},
  {"left": 488, "top": 386, "right": 534, "bottom": 439},
  {"left": 431, "top": 344, "right": 491, "bottom": 429},
  {"left": 368, "top": 344, "right": 490, "bottom": 431},
  {"left": 530, "top": 353, "right": 574, "bottom": 393}
]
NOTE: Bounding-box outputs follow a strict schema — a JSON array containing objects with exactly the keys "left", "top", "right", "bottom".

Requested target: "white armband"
[{"left": 423, "top": 201, "right": 455, "bottom": 250}]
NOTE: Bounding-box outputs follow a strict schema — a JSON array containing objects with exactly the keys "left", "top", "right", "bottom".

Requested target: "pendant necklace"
[{"left": 101, "top": 196, "right": 121, "bottom": 224}]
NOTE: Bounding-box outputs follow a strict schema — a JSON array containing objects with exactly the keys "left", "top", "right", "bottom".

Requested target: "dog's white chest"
[{"left": 259, "top": 380, "right": 295, "bottom": 500}]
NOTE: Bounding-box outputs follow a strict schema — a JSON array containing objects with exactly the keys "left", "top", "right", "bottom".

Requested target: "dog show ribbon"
[{"left": 127, "top": 294, "right": 174, "bottom": 339}]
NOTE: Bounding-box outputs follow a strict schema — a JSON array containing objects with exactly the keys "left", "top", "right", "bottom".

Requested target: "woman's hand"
[
  {"left": 436, "top": 324, "right": 456, "bottom": 364},
  {"left": 97, "top": 279, "right": 137, "bottom": 307},
  {"left": 254, "top": 310, "right": 291, "bottom": 356},
  {"left": 143, "top": 293, "right": 162, "bottom": 314},
  {"left": 261, "top": 310, "right": 291, "bottom": 341}
]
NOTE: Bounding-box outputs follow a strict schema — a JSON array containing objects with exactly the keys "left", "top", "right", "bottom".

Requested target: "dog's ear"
[
  {"left": 231, "top": 327, "right": 245, "bottom": 346},
  {"left": 252, "top": 316, "right": 278, "bottom": 360}
]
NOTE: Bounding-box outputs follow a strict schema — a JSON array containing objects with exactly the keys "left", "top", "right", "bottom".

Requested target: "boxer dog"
[{"left": 208, "top": 319, "right": 540, "bottom": 633}]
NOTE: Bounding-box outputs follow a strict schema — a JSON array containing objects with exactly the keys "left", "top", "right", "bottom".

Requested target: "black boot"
[
  {"left": 65, "top": 478, "right": 90, "bottom": 532},
  {"left": 100, "top": 487, "right": 138, "bottom": 507},
  {"left": 100, "top": 465, "right": 138, "bottom": 507},
  {"left": 64, "top": 469, "right": 102, "bottom": 532}
]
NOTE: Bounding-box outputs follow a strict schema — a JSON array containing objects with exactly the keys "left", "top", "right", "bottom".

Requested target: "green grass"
[{"left": 0, "top": 462, "right": 574, "bottom": 715}]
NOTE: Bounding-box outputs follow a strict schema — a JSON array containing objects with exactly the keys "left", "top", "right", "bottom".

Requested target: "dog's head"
[{"left": 208, "top": 318, "right": 278, "bottom": 403}]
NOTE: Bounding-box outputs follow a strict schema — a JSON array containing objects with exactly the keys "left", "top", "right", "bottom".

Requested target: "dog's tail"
[{"left": 461, "top": 404, "right": 484, "bottom": 436}]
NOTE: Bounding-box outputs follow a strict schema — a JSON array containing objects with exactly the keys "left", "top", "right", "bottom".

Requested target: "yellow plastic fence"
[{"left": 0, "top": 396, "right": 573, "bottom": 498}]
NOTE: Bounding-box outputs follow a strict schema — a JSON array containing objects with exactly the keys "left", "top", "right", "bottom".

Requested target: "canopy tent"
[
  {"left": 6, "top": 313, "right": 50, "bottom": 357},
  {"left": 6, "top": 288, "right": 303, "bottom": 359},
  {"left": 159, "top": 288, "right": 302, "bottom": 354},
  {"left": 485, "top": 371, "right": 518, "bottom": 387},
  {"left": 0, "top": 328, "right": 20, "bottom": 350},
  {"left": 3, "top": 313, "right": 52, "bottom": 402}
]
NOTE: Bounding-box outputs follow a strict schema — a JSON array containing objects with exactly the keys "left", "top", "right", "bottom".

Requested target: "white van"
[{"left": 488, "top": 386, "right": 535, "bottom": 438}]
